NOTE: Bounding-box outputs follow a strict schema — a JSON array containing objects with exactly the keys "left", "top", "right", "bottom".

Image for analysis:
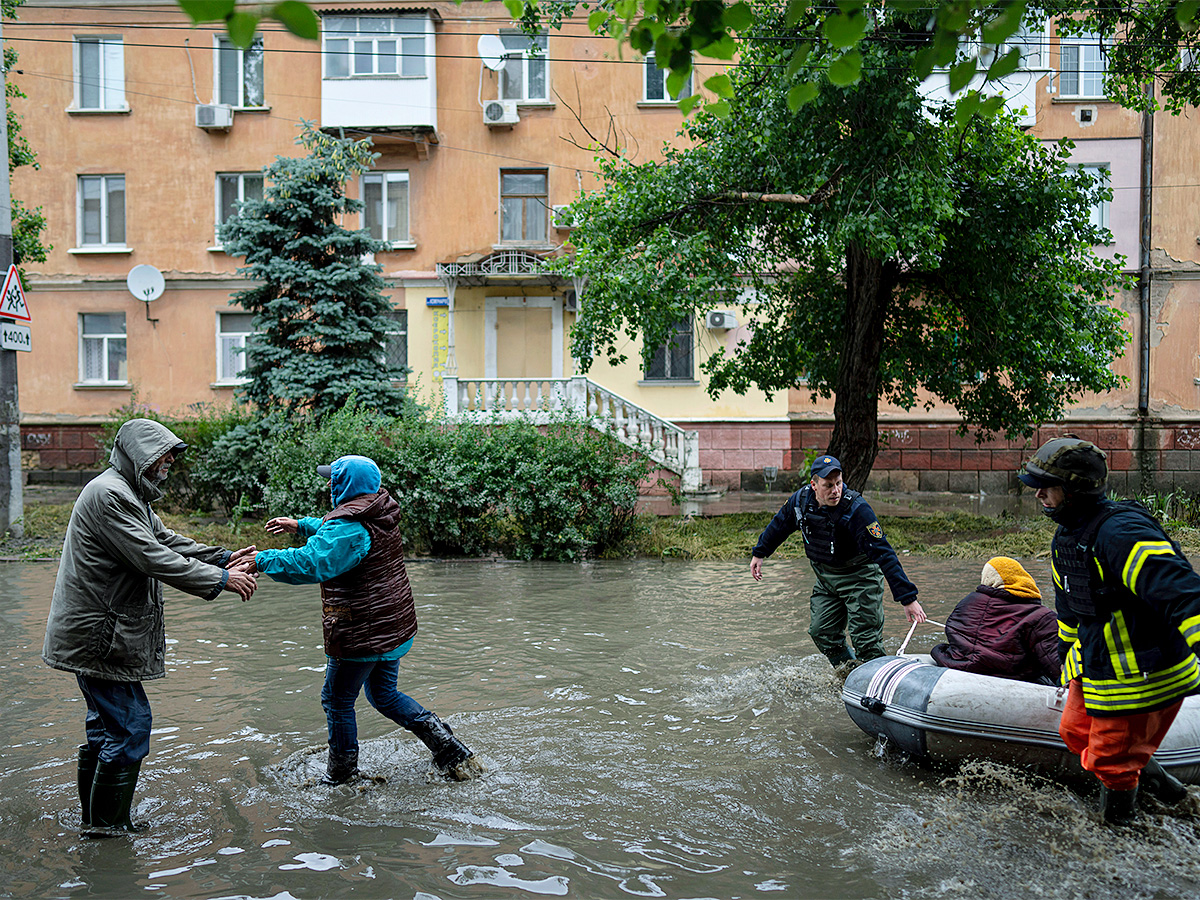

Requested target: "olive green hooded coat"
[{"left": 42, "top": 419, "right": 231, "bottom": 681}]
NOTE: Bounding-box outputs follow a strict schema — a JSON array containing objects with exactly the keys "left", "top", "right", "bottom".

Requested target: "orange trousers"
[{"left": 1058, "top": 679, "right": 1183, "bottom": 790}]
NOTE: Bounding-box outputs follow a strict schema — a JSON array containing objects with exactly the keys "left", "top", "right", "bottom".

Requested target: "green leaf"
[
  {"left": 953, "top": 90, "right": 982, "bottom": 127},
  {"left": 787, "top": 81, "right": 820, "bottom": 110},
  {"left": 678, "top": 93, "right": 703, "bottom": 115},
  {"left": 785, "top": 42, "right": 813, "bottom": 79},
  {"left": 270, "top": 2, "right": 319, "bottom": 41},
  {"left": 666, "top": 69, "right": 689, "bottom": 99},
  {"left": 948, "top": 58, "right": 977, "bottom": 94},
  {"left": 981, "top": 3, "right": 1026, "bottom": 45},
  {"left": 986, "top": 46, "right": 1022, "bottom": 82},
  {"left": 178, "top": 0, "right": 235, "bottom": 24},
  {"left": 503, "top": 0, "right": 526, "bottom": 20},
  {"left": 227, "top": 11, "right": 261, "bottom": 49},
  {"left": 827, "top": 49, "right": 862, "bottom": 86},
  {"left": 706, "top": 99, "right": 731, "bottom": 118},
  {"left": 722, "top": 2, "right": 755, "bottom": 32},
  {"left": 784, "top": 0, "right": 809, "bottom": 28},
  {"left": 979, "top": 94, "right": 1007, "bottom": 117},
  {"left": 704, "top": 73, "right": 734, "bottom": 99},
  {"left": 1179, "top": 0, "right": 1200, "bottom": 31},
  {"left": 914, "top": 47, "right": 937, "bottom": 81},
  {"left": 824, "top": 12, "right": 867, "bottom": 50},
  {"left": 587, "top": 9, "right": 610, "bottom": 32},
  {"left": 698, "top": 35, "right": 738, "bottom": 60}
]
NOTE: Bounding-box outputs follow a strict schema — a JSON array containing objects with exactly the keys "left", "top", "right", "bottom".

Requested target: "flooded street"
[{"left": 2, "top": 556, "right": 1199, "bottom": 899}]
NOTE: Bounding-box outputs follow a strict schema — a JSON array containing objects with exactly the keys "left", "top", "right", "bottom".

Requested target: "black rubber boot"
[
  {"left": 409, "top": 714, "right": 481, "bottom": 779},
  {"left": 1099, "top": 785, "right": 1139, "bottom": 826},
  {"left": 1141, "top": 757, "right": 1189, "bottom": 805},
  {"left": 320, "top": 747, "right": 360, "bottom": 785},
  {"left": 77, "top": 745, "right": 99, "bottom": 828},
  {"left": 89, "top": 760, "right": 148, "bottom": 832}
]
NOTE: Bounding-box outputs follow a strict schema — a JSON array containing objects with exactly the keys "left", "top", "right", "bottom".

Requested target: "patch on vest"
[{"left": 867, "top": 522, "right": 883, "bottom": 539}]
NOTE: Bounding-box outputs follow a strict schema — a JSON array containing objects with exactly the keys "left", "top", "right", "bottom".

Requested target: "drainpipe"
[{"left": 1138, "top": 81, "right": 1154, "bottom": 418}]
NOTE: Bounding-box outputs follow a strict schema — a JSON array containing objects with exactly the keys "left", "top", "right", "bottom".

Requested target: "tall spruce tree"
[{"left": 220, "top": 123, "right": 407, "bottom": 419}]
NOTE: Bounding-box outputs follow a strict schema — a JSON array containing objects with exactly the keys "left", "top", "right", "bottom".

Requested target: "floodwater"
[{"left": 2, "top": 556, "right": 1199, "bottom": 900}]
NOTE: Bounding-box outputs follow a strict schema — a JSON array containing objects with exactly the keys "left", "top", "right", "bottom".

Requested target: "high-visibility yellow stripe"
[
  {"left": 1051, "top": 558, "right": 1062, "bottom": 590},
  {"left": 1121, "top": 541, "right": 1175, "bottom": 594},
  {"left": 1103, "top": 611, "right": 1138, "bottom": 680},
  {"left": 1081, "top": 655, "right": 1200, "bottom": 712},
  {"left": 1182, "top": 614, "right": 1200, "bottom": 651},
  {"left": 1058, "top": 619, "right": 1078, "bottom": 642},
  {"left": 1064, "top": 642, "right": 1083, "bottom": 682}
]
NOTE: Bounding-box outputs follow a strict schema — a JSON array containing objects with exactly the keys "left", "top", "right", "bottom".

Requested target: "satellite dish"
[
  {"left": 478, "top": 34, "right": 508, "bottom": 71},
  {"left": 127, "top": 264, "right": 165, "bottom": 302}
]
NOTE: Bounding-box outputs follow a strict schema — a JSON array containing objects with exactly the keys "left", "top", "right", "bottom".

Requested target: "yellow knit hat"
[{"left": 981, "top": 556, "right": 1041, "bottom": 600}]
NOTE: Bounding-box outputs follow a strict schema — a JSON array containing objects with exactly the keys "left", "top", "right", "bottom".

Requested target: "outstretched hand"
[
  {"left": 224, "top": 569, "right": 257, "bottom": 602},
  {"left": 227, "top": 545, "right": 257, "bottom": 567},
  {"left": 904, "top": 599, "right": 927, "bottom": 624},
  {"left": 265, "top": 517, "right": 299, "bottom": 535}
]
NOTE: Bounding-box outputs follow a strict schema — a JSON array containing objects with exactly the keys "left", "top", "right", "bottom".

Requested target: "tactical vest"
[
  {"left": 800, "top": 488, "right": 863, "bottom": 566},
  {"left": 1053, "top": 499, "right": 1179, "bottom": 619}
]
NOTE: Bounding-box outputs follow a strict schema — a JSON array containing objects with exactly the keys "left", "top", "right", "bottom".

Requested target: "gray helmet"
[{"left": 1018, "top": 437, "right": 1107, "bottom": 493}]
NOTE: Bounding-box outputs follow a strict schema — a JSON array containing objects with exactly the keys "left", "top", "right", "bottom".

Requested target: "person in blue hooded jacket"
[{"left": 251, "top": 455, "right": 482, "bottom": 784}]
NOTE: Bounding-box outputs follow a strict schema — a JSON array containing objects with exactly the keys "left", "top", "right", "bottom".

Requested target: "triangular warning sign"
[{"left": 0, "top": 265, "right": 30, "bottom": 322}]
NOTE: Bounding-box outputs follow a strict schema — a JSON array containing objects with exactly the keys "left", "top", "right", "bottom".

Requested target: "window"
[
  {"left": 216, "top": 312, "right": 256, "bottom": 383},
  {"left": 644, "top": 52, "right": 692, "bottom": 102},
  {"left": 77, "top": 175, "right": 126, "bottom": 248},
  {"left": 362, "top": 171, "right": 410, "bottom": 245},
  {"left": 216, "top": 173, "right": 264, "bottom": 243},
  {"left": 1059, "top": 31, "right": 1106, "bottom": 98},
  {"left": 73, "top": 36, "right": 125, "bottom": 110},
  {"left": 324, "top": 16, "right": 426, "bottom": 79},
  {"left": 500, "top": 170, "right": 548, "bottom": 243},
  {"left": 644, "top": 318, "right": 694, "bottom": 381},
  {"left": 216, "top": 36, "right": 264, "bottom": 107},
  {"left": 383, "top": 310, "right": 408, "bottom": 379},
  {"left": 1073, "top": 163, "right": 1111, "bottom": 231},
  {"left": 499, "top": 32, "right": 548, "bottom": 101},
  {"left": 79, "top": 313, "right": 127, "bottom": 384}
]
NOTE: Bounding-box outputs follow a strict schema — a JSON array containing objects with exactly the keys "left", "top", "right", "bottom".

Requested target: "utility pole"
[{"left": 0, "top": 19, "right": 23, "bottom": 538}]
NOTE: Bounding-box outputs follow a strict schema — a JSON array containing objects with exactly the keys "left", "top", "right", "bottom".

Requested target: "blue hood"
[{"left": 329, "top": 455, "right": 382, "bottom": 507}]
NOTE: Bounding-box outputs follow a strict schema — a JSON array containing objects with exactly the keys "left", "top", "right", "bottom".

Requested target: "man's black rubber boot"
[
  {"left": 1099, "top": 785, "right": 1139, "bottom": 826},
  {"left": 89, "top": 759, "right": 148, "bottom": 832},
  {"left": 321, "top": 747, "right": 360, "bottom": 785},
  {"left": 409, "top": 714, "right": 480, "bottom": 778},
  {"left": 77, "top": 745, "right": 99, "bottom": 828},
  {"left": 1141, "top": 757, "right": 1189, "bottom": 805}
]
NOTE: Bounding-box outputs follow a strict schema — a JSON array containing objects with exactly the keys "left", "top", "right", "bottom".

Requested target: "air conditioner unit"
[
  {"left": 195, "top": 103, "right": 234, "bottom": 131},
  {"left": 483, "top": 99, "right": 520, "bottom": 127},
  {"left": 552, "top": 205, "right": 575, "bottom": 231},
  {"left": 563, "top": 291, "right": 579, "bottom": 313},
  {"left": 706, "top": 310, "right": 738, "bottom": 330}
]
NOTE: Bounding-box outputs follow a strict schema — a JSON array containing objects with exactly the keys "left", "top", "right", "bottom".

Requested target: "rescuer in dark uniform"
[
  {"left": 1019, "top": 436, "right": 1198, "bottom": 824},
  {"left": 750, "top": 454, "right": 926, "bottom": 667}
]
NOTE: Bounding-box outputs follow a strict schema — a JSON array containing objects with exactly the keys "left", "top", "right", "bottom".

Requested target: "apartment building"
[{"left": 8, "top": 7, "right": 1200, "bottom": 492}]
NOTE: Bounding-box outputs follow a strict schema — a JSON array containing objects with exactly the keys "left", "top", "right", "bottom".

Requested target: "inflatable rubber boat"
[{"left": 842, "top": 655, "right": 1200, "bottom": 784}]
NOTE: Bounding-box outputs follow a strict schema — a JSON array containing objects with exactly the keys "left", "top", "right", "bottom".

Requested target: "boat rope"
[{"left": 897, "top": 618, "right": 946, "bottom": 656}]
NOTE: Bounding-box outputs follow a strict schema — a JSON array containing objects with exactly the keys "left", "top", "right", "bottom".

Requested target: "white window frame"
[
  {"left": 76, "top": 174, "right": 127, "bottom": 249},
  {"left": 382, "top": 309, "right": 408, "bottom": 381},
  {"left": 499, "top": 169, "right": 549, "bottom": 245},
  {"left": 643, "top": 51, "right": 692, "bottom": 103},
  {"left": 1073, "top": 163, "right": 1111, "bottom": 233},
  {"left": 1058, "top": 31, "right": 1107, "bottom": 98},
  {"left": 498, "top": 31, "right": 549, "bottom": 102},
  {"left": 361, "top": 171, "right": 411, "bottom": 247},
  {"left": 215, "top": 311, "right": 257, "bottom": 384},
  {"left": 322, "top": 16, "right": 427, "bottom": 80},
  {"left": 78, "top": 312, "right": 128, "bottom": 385},
  {"left": 214, "top": 172, "right": 265, "bottom": 246},
  {"left": 215, "top": 35, "right": 265, "bottom": 108},
  {"left": 72, "top": 36, "right": 126, "bottom": 111},
  {"left": 643, "top": 317, "right": 695, "bottom": 382}
]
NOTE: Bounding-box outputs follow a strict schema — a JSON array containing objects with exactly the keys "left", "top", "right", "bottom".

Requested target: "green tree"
[
  {"left": 5, "top": 0, "right": 50, "bottom": 270},
  {"left": 563, "top": 8, "right": 1130, "bottom": 488},
  {"left": 219, "top": 123, "right": 409, "bottom": 419}
]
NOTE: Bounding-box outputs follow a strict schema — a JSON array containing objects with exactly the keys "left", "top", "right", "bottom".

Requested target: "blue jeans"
[
  {"left": 321, "top": 657, "right": 430, "bottom": 755},
  {"left": 76, "top": 675, "right": 152, "bottom": 766}
]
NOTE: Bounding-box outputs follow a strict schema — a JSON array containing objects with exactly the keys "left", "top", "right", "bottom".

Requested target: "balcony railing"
[{"left": 443, "top": 375, "right": 702, "bottom": 492}]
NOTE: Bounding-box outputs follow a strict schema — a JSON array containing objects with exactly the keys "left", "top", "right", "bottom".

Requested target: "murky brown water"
[{"left": 2, "top": 556, "right": 1199, "bottom": 899}]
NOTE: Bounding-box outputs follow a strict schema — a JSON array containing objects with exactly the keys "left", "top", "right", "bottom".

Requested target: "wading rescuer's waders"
[{"left": 809, "top": 558, "right": 886, "bottom": 665}]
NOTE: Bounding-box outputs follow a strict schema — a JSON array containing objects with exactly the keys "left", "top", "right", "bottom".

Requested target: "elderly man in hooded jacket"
[{"left": 43, "top": 418, "right": 258, "bottom": 833}]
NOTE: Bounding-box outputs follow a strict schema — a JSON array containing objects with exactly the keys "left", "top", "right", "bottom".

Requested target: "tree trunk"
[{"left": 828, "top": 240, "right": 896, "bottom": 492}]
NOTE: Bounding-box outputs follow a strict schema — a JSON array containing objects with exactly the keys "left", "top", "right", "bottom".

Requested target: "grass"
[{"left": 9, "top": 501, "right": 1200, "bottom": 562}]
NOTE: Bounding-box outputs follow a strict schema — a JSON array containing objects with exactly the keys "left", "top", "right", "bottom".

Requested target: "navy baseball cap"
[{"left": 811, "top": 455, "right": 842, "bottom": 479}]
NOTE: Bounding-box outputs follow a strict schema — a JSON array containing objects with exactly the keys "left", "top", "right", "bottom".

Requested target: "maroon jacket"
[
  {"left": 320, "top": 489, "right": 417, "bottom": 658},
  {"left": 930, "top": 585, "right": 1060, "bottom": 683}
]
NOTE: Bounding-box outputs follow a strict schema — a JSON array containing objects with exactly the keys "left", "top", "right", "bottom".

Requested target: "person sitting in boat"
[{"left": 930, "top": 556, "right": 1060, "bottom": 684}]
